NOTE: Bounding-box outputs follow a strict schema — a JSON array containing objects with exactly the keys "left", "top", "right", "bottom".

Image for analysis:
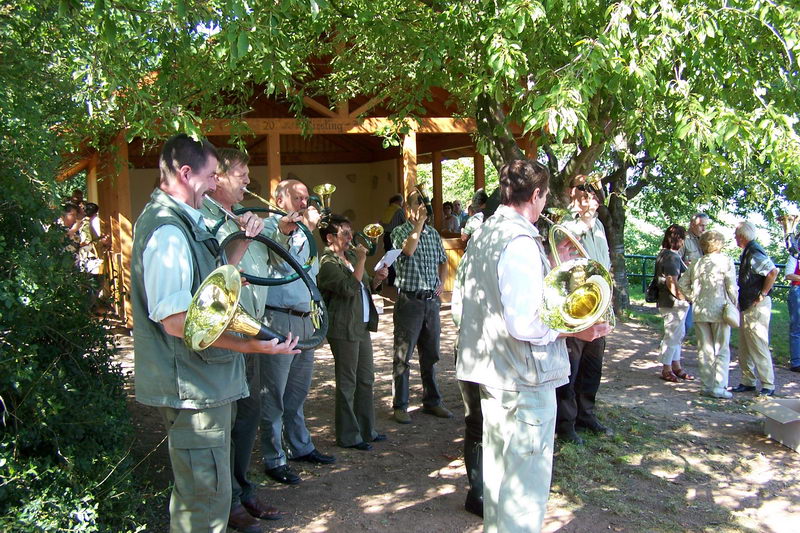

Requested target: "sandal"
[
  {"left": 660, "top": 370, "right": 680, "bottom": 383},
  {"left": 673, "top": 369, "right": 695, "bottom": 380}
]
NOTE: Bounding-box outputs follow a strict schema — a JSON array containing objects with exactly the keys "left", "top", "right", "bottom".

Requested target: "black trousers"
[
  {"left": 391, "top": 292, "right": 442, "bottom": 409},
  {"left": 556, "top": 336, "right": 606, "bottom": 433},
  {"left": 458, "top": 379, "right": 483, "bottom": 504}
]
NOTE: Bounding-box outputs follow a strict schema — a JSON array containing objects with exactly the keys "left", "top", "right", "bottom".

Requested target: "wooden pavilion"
[{"left": 60, "top": 88, "right": 534, "bottom": 326}]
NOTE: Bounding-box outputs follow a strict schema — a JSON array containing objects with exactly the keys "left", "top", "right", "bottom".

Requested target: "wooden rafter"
[
  {"left": 349, "top": 97, "right": 383, "bottom": 118},
  {"left": 302, "top": 96, "right": 337, "bottom": 118},
  {"left": 205, "top": 117, "right": 480, "bottom": 136}
]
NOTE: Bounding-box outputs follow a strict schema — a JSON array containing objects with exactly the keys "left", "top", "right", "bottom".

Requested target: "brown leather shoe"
[
  {"left": 242, "top": 497, "right": 284, "bottom": 521},
  {"left": 228, "top": 503, "right": 262, "bottom": 533}
]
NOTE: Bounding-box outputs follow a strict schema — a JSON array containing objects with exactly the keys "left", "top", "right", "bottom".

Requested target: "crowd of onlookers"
[
  {"left": 55, "top": 188, "right": 110, "bottom": 302},
  {"left": 652, "top": 214, "right": 796, "bottom": 399}
]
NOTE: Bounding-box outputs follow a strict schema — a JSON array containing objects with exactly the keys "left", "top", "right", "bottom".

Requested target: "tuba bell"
[
  {"left": 777, "top": 214, "right": 800, "bottom": 259},
  {"left": 540, "top": 219, "right": 614, "bottom": 333}
]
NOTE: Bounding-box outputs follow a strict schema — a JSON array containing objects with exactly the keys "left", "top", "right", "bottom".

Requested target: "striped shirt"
[{"left": 391, "top": 221, "right": 446, "bottom": 292}]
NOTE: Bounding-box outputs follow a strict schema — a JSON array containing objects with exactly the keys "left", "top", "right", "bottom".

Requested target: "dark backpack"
[
  {"left": 644, "top": 253, "right": 662, "bottom": 303},
  {"left": 645, "top": 276, "right": 659, "bottom": 303}
]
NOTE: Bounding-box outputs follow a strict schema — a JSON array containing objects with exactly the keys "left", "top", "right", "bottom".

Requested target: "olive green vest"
[
  {"left": 131, "top": 189, "right": 247, "bottom": 409},
  {"left": 456, "top": 206, "right": 569, "bottom": 391}
]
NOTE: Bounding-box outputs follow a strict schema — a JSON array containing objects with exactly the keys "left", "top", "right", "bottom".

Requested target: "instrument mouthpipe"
[{"left": 204, "top": 194, "right": 240, "bottom": 222}]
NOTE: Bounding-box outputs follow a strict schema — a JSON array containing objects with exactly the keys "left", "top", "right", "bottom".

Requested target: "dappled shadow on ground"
[{"left": 117, "top": 300, "right": 800, "bottom": 532}]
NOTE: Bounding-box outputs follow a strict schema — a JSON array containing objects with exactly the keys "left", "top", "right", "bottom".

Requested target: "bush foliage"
[{"left": 1, "top": 5, "right": 144, "bottom": 531}]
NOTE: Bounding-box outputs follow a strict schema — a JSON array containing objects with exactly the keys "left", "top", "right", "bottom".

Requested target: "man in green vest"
[
  {"left": 131, "top": 134, "right": 300, "bottom": 533},
  {"left": 455, "top": 160, "right": 610, "bottom": 533}
]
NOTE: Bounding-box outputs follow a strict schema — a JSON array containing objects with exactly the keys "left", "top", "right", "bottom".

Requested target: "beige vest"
[{"left": 456, "top": 207, "right": 569, "bottom": 391}]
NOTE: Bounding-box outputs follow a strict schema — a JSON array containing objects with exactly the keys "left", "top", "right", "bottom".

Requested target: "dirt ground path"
[{"left": 118, "top": 301, "right": 800, "bottom": 533}]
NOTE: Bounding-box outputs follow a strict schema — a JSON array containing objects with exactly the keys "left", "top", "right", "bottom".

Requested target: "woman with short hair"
[
  {"left": 655, "top": 224, "right": 694, "bottom": 382},
  {"left": 679, "top": 230, "right": 738, "bottom": 398},
  {"left": 317, "top": 215, "right": 389, "bottom": 450}
]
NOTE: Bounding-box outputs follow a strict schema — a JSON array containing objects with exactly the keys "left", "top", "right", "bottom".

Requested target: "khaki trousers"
[
  {"left": 695, "top": 321, "right": 731, "bottom": 395},
  {"left": 481, "top": 385, "right": 556, "bottom": 533},
  {"left": 159, "top": 403, "right": 232, "bottom": 533},
  {"left": 739, "top": 296, "right": 775, "bottom": 389}
]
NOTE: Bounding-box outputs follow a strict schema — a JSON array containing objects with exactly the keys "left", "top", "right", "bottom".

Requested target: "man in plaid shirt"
[{"left": 390, "top": 190, "right": 452, "bottom": 424}]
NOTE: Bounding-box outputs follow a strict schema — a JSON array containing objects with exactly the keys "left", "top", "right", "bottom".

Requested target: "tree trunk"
[
  {"left": 475, "top": 93, "right": 524, "bottom": 170},
  {"left": 603, "top": 186, "right": 630, "bottom": 315}
]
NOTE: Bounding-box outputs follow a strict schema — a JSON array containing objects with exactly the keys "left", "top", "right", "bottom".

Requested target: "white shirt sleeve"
[
  {"left": 142, "top": 225, "right": 195, "bottom": 322},
  {"left": 497, "top": 234, "right": 560, "bottom": 345},
  {"left": 785, "top": 255, "right": 797, "bottom": 277}
]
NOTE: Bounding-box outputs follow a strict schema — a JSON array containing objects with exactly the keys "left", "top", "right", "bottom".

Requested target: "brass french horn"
[
  {"left": 184, "top": 265, "right": 279, "bottom": 350},
  {"left": 540, "top": 218, "right": 614, "bottom": 333}
]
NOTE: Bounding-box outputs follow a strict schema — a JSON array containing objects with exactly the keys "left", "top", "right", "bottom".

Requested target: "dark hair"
[
  {"left": 215, "top": 147, "right": 250, "bottom": 175},
  {"left": 443, "top": 201, "right": 453, "bottom": 210},
  {"left": 319, "top": 214, "right": 351, "bottom": 243},
  {"left": 471, "top": 189, "right": 489, "bottom": 207},
  {"left": 62, "top": 202, "right": 79, "bottom": 213},
  {"left": 661, "top": 224, "right": 687, "bottom": 250},
  {"left": 499, "top": 160, "right": 550, "bottom": 206},
  {"left": 159, "top": 133, "right": 218, "bottom": 184},
  {"left": 84, "top": 202, "right": 99, "bottom": 217},
  {"left": 389, "top": 193, "right": 403, "bottom": 205}
]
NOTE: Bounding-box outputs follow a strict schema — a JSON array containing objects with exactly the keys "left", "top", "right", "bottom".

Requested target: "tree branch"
[{"left": 475, "top": 92, "right": 524, "bottom": 170}]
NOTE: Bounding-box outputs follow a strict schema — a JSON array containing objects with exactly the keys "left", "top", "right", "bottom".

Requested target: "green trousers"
[
  {"left": 329, "top": 329, "right": 378, "bottom": 447},
  {"left": 159, "top": 403, "right": 232, "bottom": 533}
]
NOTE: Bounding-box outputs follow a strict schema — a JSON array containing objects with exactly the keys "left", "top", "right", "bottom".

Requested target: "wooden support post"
[
  {"left": 474, "top": 151, "right": 485, "bottom": 191},
  {"left": 267, "top": 133, "right": 281, "bottom": 197},
  {"left": 396, "top": 157, "right": 404, "bottom": 196},
  {"left": 97, "top": 132, "right": 133, "bottom": 327},
  {"left": 432, "top": 150, "right": 443, "bottom": 230},
  {"left": 86, "top": 152, "right": 99, "bottom": 203},
  {"left": 402, "top": 130, "right": 417, "bottom": 200}
]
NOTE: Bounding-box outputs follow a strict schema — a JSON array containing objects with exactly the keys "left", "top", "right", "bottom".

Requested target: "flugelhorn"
[
  {"left": 351, "top": 223, "right": 384, "bottom": 256},
  {"left": 539, "top": 216, "right": 614, "bottom": 333},
  {"left": 777, "top": 214, "right": 800, "bottom": 259}
]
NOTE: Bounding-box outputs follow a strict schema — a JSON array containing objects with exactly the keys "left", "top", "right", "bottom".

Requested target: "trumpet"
[
  {"left": 778, "top": 214, "right": 800, "bottom": 259},
  {"left": 351, "top": 223, "right": 384, "bottom": 256}
]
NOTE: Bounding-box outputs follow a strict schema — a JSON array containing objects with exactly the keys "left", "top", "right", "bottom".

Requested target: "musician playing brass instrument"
[
  {"left": 259, "top": 179, "right": 337, "bottom": 486},
  {"left": 200, "top": 148, "right": 286, "bottom": 530},
  {"left": 455, "top": 161, "right": 610, "bottom": 532},
  {"left": 553, "top": 174, "right": 615, "bottom": 445},
  {"left": 131, "top": 135, "right": 299, "bottom": 533}
]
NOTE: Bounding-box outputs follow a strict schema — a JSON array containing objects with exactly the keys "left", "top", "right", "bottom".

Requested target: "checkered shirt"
[{"left": 391, "top": 221, "right": 446, "bottom": 292}]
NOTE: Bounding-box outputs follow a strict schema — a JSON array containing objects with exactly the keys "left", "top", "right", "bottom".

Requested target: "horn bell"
[
  {"left": 542, "top": 259, "right": 613, "bottom": 333},
  {"left": 184, "top": 265, "right": 264, "bottom": 350}
]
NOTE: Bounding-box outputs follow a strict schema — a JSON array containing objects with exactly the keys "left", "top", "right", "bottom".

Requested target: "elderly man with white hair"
[{"left": 731, "top": 221, "right": 779, "bottom": 396}]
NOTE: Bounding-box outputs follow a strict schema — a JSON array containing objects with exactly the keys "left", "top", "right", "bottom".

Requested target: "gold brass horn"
[
  {"left": 352, "top": 223, "right": 384, "bottom": 256},
  {"left": 183, "top": 265, "right": 274, "bottom": 350},
  {"left": 540, "top": 219, "right": 614, "bottom": 333},
  {"left": 312, "top": 183, "right": 336, "bottom": 229}
]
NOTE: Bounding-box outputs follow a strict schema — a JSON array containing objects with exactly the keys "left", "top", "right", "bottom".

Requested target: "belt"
[
  {"left": 264, "top": 304, "right": 310, "bottom": 317},
  {"left": 401, "top": 289, "right": 437, "bottom": 300}
]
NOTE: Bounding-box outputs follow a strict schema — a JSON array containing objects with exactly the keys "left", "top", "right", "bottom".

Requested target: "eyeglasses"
[{"left": 331, "top": 229, "right": 353, "bottom": 237}]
